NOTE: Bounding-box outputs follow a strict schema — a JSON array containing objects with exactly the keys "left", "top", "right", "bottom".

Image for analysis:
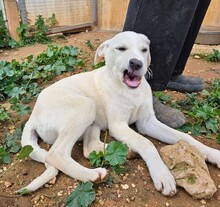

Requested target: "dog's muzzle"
[{"left": 123, "top": 58, "right": 143, "bottom": 88}]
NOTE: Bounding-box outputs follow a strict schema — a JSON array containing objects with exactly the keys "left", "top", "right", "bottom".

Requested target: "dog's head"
[{"left": 94, "top": 31, "right": 151, "bottom": 89}]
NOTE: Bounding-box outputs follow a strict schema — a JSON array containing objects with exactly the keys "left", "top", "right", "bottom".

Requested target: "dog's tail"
[
  {"left": 19, "top": 121, "right": 59, "bottom": 193},
  {"left": 21, "top": 121, "right": 46, "bottom": 163}
]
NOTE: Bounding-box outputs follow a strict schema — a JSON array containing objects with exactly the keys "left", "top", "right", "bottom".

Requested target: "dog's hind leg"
[
  {"left": 83, "top": 124, "right": 106, "bottom": 158},
  {"left": 46, "top": 128, "right": 108, "bottom": 183},
  {"left": 21, "top": 120, "right": 47, "bottom": 163},
  {"left": 18, "top": 164, "right": 58, "bottom": 193},
  {"left": 45, "top": 99, "right": 108, "bottom": 183}
]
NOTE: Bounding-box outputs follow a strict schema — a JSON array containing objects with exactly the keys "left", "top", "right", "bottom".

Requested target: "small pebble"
[
  {"left": 115, "top": 184, "right": 119, "bottom": 188},
  {"left": 131, "top": 196, "right": 135, "bottom": 201},
  {"left": 194, "top": 55, "right": 200, "bottom": 59},
  {"left": 137, "top": 165, "right": 144, "bottom": 171},
  {"left": 122, "top": 176, "right": 128, "bottom": 181},
  {"left": 98, "top": 199, "right": 105, "bottom": 206},
  {"left": 33, "top": 195, "right": 40, "bottom": 204},
  {"left": 131, "top": 183, "right": 136, "bottom": 188},
  {"left": 165, "top": 202, "right": 170, "bottom": 207},
  {"left": 44, "top": 184, "right": 50, "bottom": 188},
  {"left": 57, "top": 190, "right": 63, "bottom": 196},
  {"left": 4, "top": 181, "right": 12, "bottom": 188},
  {"left": 97, "top": 190, "right": 102, "bottom": 196},
  {"left": 200, "top": 199, "right": 206, "bottom": 205},
  {"left": 121, "top": 184, "right": 129, "bottom": 190},
  {"left": 126, "top": 198, "right": 130, "bottom": 203},
  {"left": 48, "top": 176, "right": 56, "bottom": 185}
]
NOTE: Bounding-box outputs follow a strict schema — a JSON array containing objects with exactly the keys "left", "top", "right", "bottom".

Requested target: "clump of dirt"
[{"left": 160, "top": 140, "right": 217, "bottom": 199}]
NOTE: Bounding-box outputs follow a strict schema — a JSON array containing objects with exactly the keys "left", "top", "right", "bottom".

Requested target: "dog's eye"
[
  {"left": 116, "top": 47, "right": 127, "bottom": 51},
  {"left": 142, "top": 48, "right": 148, "bottom": 52}
]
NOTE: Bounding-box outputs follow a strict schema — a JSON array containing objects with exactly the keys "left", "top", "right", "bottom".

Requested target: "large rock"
[{"left": 160, "top": 140, "right": 217, "bottom": 199}]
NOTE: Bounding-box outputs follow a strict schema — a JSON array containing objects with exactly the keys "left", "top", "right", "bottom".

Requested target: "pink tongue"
[{"left": 124, "top": 76, "right": 141, "bottom": 88}]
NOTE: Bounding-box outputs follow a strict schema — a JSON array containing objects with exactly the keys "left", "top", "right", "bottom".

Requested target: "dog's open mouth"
[{"left": 123, "top": 70, "right": 142, "bottom": 88}]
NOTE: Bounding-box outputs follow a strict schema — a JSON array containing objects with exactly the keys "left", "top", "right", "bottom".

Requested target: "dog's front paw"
[
  {"left": 206, "top": 148, "right": 220, "bottom": 168},
  {"left": 91, "top": 168, "right": 108, "bottom": 183},
  {"left": 149, "top": 164, "right": 176, "bottom": 196}
]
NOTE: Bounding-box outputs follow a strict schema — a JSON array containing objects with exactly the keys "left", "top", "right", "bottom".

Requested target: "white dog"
[{"left": 20, "top": 31, "right": 220, "bottom": 196}]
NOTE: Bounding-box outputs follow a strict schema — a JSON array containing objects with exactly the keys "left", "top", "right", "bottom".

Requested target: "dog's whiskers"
[{"left": 146, "top": 67, "right": 153, "bottom": 79}]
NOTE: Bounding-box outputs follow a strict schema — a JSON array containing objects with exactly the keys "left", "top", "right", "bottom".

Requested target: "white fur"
[{"left": 21, "top": 31, "right": 220, "bottom": 196}]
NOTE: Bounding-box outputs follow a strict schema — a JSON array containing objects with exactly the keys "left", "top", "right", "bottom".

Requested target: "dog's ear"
[{"left": 94, "top": 40, "right": 109, "bottom": 65}]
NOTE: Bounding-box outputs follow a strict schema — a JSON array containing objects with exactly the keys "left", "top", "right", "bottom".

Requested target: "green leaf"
[
  {"left": 8, "top": 87, "right": 26, "bottom": 99},
  {"left": 0, "top": 106, "right": 10, "bottom": 121},
  {"left": 217, "top": 135, "right": 220, "bottom": 144},
  {"left": 205, "top": 118, "right": 218, "bottom": 134},
  {"left": 16, "top": 188, "right": 30, "bottom": 195},
  {"left": 10, "top": 144, "right": 21, "bottom": 153},
  {"left": 46, "top": 46, "right": 54, "bottom": 57},
  {"left": 2, "top": 154, "right": 11, "bottom": 163},
  {"left": 153, "top": 91, "right": 172, "bottom": 103},
  {"left": 85, "top": 40, "right": 95, "bottom": 50},
  {"left": 0, "top": 146, "right": 11, "bottom": 163},
  {"left": 16, "top": 145, "right": 33, "bottom": 160},
  {"left": 65, "top": 56, "right": 76, "bottom": 66},
  {"left": 112, "top": 164, "right": 126, "bottom": 174},
  {"left": 61, "top": 46, "right": 79, "bottom": 56},
  {"left": 94, "top": 61, "right": 105, "bottom": 69},
  {"left": 65, "top": 181, "right": 96, "bottom": 207},
  {"left": 8, "top": 39, "right": 18, "bottom": 48},
  {"left": 106, "top": 175, "right": 113, "bottom": 186},
  {"left": 89, "top": 151, "right": 104, "bottom": 167},
  {"left": 105, "top": 141, "right": 128, "bottom": 166}
]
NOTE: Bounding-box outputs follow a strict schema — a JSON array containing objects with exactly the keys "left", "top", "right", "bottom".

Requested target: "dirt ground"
[{"left": 0, "top": 31, "right": 220, "bottom": 207}]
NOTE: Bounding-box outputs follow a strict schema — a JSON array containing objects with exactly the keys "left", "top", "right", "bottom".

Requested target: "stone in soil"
[{"left": 160, "top": 140, "right": 217, "bottom": 199}]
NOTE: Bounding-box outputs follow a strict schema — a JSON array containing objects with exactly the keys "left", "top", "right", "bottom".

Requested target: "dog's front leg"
[
  {"left": 136, "top": 115, "right": 220, "bottom": 168},
  {"left": 83, "top": 124, "right": 106, "bottom": 158},
  {"left": 109, "top": 122, "right": 177, "bottom": 196}
]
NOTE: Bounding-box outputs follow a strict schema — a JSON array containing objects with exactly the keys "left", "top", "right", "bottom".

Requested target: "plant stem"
[{"left": 103, "top": 130, "right": 108, "bottom": 156}]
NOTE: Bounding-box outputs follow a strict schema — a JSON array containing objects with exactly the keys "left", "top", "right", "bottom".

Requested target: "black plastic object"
[{"left": 123, "top": 0, "right": 211, "bottom": 91}]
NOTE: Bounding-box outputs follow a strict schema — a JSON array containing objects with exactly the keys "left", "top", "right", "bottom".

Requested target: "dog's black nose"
[{"left": 129, "top": 58, "right": 143, "bottom": 70}]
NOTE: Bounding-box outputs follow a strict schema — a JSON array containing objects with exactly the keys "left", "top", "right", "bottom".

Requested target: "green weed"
[
  {"left": 196, "top": 49, "right": 220, "bottom": 62},
  {"left": 0, "top": 10, "right": 18, "bottom": 48},
  {"left": 85, "top": 40, "right": 95, "bottom": 50},
  {"left": 17, "top": 15, "right": 52, "bottom": 46},
  {"left": 65, "top": 140, "right": 128, "bottom": 207},
  {"left": 178, "top": 79, "right": 220, "bottom": 137},
  {"left": 1, "top": 145, "right": 33, "bottom": 178},
  {"left": 153, "top": 91, "right": 172, "bottom": 103},
  {"left": 0, "top": 45, "right": 84, "bottom": 121},
  {"left": 46, "top": 13, "right": 58, "bottom": 27},
  {"left": 89, "top": 141, "right": 128, "bottom": 174},
  {"left": 65, "top": 181, "right": 96, "bottom": 207},
  {"left": 1, "top": 13, "right": 58, "bottom": 48},
  {"left": 0, "top": 127, "right": 23, "bottom": 164}
]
